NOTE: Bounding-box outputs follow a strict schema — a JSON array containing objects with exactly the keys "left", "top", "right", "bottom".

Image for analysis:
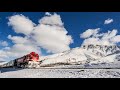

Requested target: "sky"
[{"left": 0, "top": 12, "right": 120, "bottom": 61}]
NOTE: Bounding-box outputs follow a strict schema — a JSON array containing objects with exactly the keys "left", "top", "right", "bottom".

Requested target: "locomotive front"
[{"left": 14, "top": 52, "right": 40, "bottom": 68}]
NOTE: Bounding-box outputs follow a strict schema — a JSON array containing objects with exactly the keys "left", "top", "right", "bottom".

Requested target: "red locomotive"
[
  {"left": 14, "top": 52, "right": 40, "bottom": 68},
  {"left": 0, "top": 52, "right": 40, "bottom": 68}
]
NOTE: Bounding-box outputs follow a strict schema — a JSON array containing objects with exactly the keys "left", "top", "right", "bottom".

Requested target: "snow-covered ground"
[{"left": 1, "top": 66, "right": 120, "bottom": 78}]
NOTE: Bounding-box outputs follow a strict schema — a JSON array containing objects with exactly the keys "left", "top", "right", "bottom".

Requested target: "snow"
[
  {"left": 1, "top": 44, "right": 120, "bottom": 78},
  {"left": 1, "top": 67, "right": 120, "bottom": 78},
  {"left": 1, "top": 44, "right": 120, "bottom": 67},
  {"left": 39, "top": 45, "right": 120, "bottom": 66}
]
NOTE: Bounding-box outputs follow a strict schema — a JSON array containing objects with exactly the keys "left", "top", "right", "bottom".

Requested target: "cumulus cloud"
[
  {"left": 101, "top": 29, "right": 117, "bottom": 40},
  {"left": 32, "top": 24, "right": 73, "bottom": 53},
  {"left": 8, "top": 13, "right": 73, "bottom": 54},
  {"left": 0, "top": 12, "right": 73, "bottom": 61},
  {"left": 8, "top": 35, "right": 31, "bottom": 44},
  {"left": 39, "top": 13, "right": 63, "bottom": 26},
  {"left": 8, "top": 14, "right": 35, "bottom": 35},
  {"left": 8, "top": 44, "right": 40, "bottom": 57},
  {"left": 104, "top": 18, "right": 113, "bottom": 24},
  {"left": 80, "top": 28, "right": 100, "bottom": 38},
  {"left": 0, "top": 35, "right": 41, "bottom": 61},
  {"left": 81, "top": 37, "right": 99, "bottom": 45},
  {"left": 0, "top": 44, "right": 41, "bottom": 61},
  {"left": 45, "top": 12, "right": 52, "bottom": 16},
  {"left": 32, "top": 13, "right": 73, "bottom": 53},
  {"left": 80, "top": 28, "right": 120, "bottom": 46},
  {"left": 110, "top": 35, "right": 120, "bottom": 43},
  {"left": 0, "top": 41, "right": 8, "bottom": 46}
]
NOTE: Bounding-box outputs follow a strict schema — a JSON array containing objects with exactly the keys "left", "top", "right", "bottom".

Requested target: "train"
[{"left": 1, "top": 52, "right": 40, "bottom": 68}]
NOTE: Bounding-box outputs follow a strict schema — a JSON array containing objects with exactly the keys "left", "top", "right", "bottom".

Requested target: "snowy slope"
[{"left": 39, "top": 44, "right": 120, "bottom": 66}]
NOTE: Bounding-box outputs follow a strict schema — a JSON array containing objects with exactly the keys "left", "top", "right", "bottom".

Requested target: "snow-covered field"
[{"left": 1, "top": 66, "right": 120, "bottom": 78}]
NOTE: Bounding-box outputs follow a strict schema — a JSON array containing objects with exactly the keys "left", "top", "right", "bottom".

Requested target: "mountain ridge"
[{"left": 40, "top": 44, "right": 120, "bottom": 66}]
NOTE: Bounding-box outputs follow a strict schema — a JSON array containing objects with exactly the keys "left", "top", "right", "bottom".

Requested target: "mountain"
[
  {"left": 1, "top": 44, "right": 120, "bottom": 68},
  {"left": 82, "top": 44, "right": 120, "bottom": 56},
  {"left": 40, "top": 44, "right": 120, "bottom": 66}
]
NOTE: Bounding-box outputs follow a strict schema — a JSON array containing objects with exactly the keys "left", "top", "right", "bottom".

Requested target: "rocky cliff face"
[{"left": 81, "top": 44, "right": 120, "bottom": 57}]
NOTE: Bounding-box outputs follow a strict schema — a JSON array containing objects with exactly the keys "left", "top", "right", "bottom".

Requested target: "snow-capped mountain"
[
  {"left": 40, "top": 44, "right": 120, "bottom": 66},
  {"left": 82, "top": 44, "right": 120, "bottom": 56}
]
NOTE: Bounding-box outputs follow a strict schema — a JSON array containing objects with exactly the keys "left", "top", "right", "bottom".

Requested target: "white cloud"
[
  {"left": 9, "top": 44, "right": 40, "bottom": 57},
  {"left": 80, "top": 29, "right": 120, "bottom": 46},
  {"left": 0, "top": 35, "right": 41, "bottom": 61},
  {"left": 101, "top": 29, "right": 117, "bottom": 40},
  {"left": 0, "top": 15, "right": 39, "bottom": 61},
  {"left": 8, "top": 14, "right": 35, "bottom": 35},
  {"left": 45, "top": 12, "right": 52, "bottom": 16},
  {"left": 0, "top": 44, "right": 41, "bottom": 61},
  {"left": 8, "top": 13, "right": 73, "bottom": 54},
  {"left": 8, "top": 35, "right": 31, "bottom": 44},
  {"left": 110, "top": 35, "right": 120, "bottom": 43},
  {"left": 0, "top": 12, "right": 73, "bottom": 61},
  {"left": 104, "top": 18, "right": 113, "bottom": 24},
  {"left": 80, "top": 28, "right": 100, "bottom": 38},
  {"left": 32, "top": 13, "right": 73, "bottom": 53},
  {"left": 6, "top": 34, "right": 41, "bottom": 60},
  {"left": 32, "top": 24, "right": 73, "bottom": 53},
  {"left": 0, "top": 41, "right": 8, "bottom": 46},
  {"left": 39, "top": 13, "right": 63, "bottom": 26},
  {"left": 82, "top": 37, "right": 99, "bottom": 45}
]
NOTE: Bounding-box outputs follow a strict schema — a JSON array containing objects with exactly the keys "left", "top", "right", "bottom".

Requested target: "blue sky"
[
  {"left": 0, "top": 12, "right": 120, "bottom": 60},
  {"left": 0, "top": 12, "right": 120, "bottom": 47}
]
